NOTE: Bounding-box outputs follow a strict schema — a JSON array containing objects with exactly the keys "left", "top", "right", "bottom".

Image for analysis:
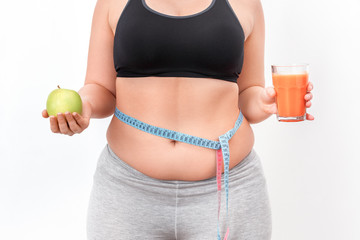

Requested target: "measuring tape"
[{"left": 114, "top": 107, "right": 243, "bottom": 239}]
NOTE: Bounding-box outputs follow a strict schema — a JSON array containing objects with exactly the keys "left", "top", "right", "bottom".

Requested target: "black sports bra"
[{"left": 113, "top": 0, "right": 245, "bottom": 83}]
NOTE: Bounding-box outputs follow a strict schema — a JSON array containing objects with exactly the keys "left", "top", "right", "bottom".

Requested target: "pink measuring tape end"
[
  {"left": 216, "top": 149, "right": 230, "bottom": 240},
  {"left": 224, "top": 228, "right": 229, "bottom": 239},
  {"left": 216, "top": 149, "right": 223, "bottom": 219},
  {"left": 216, "top": 149, "right": 223, "bottom": 191}
]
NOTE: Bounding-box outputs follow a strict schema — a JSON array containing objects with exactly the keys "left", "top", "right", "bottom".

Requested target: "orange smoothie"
[{"left": 272, "top": 73, "right": 308, "bottom": 121}]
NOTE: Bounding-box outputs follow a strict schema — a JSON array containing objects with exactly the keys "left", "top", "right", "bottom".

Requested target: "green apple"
[{"left": 46, "top": 86, "right": 82, "bottom": 116}]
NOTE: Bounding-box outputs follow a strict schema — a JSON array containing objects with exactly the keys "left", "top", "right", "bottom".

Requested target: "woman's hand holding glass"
[
  {"left": 259, "top": 82, "right": 314, "bottom": 121},
  {"left": 42, "top": 100, "right": 92, "bottom": 136}
]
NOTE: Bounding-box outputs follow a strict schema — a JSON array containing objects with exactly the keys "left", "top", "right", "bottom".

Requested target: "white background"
[{"left": 1, "top": 0, "right": 359, "bottom": 239}]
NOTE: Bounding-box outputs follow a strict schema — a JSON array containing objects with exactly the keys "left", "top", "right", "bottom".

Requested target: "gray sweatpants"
[{"left": 86, "top": 144, "right": 272, "bottom": 240}]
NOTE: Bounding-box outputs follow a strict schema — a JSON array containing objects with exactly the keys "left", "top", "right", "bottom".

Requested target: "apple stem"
[{"left": 57, "top": 85, "right": 61, "bottom": 89}]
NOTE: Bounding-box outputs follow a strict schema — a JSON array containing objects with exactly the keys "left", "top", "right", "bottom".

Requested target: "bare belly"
[{"left": 106, "top": 76, "right": 255, "bottom": 181}]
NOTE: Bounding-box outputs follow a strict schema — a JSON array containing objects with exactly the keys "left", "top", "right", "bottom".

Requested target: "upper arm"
[
  {"left": 236, "top": 0, "right": 265, "bottom": 94},
  {"left": 84, "top": 0, "right": 117, "bottom": 97}
]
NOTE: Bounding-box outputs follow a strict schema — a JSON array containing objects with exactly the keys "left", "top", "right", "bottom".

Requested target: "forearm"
[
  {"left": 238, "top": 86, "right": 272, "bottom": 124},
  {"left": 78, "top": 83, "right": 115, "bottom": 119}
]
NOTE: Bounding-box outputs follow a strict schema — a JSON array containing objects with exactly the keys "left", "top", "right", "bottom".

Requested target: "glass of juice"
[{"left": 272, "top": 64, "right": 309, "bottom": 122}]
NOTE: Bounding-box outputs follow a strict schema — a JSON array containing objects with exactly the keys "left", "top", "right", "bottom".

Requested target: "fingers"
[
  {"left": 46, "top": 108, "right": 90, "bottom": 136},
  {"left": 305, "top": 92, "right": 313, "bottom": 101},
  {"left": 47, "top": 112, "right": 87, "bottom": 136},
  {"left": 306, "top": 113, "right": 315, "bottom": 121},
  {"left": 307, "top": 82, "right": 314, "bottom": 92},
  {"left": 42, "top": 109, "right": 49, "bottom": 118},
  {"left": 303, "top": 83, "right": 315, "bottom": 120},
  {"left": 57, "top": 113, "right": 74, "bottom": 136},
  {"left": 304, "top": 85, "right": 313, "bottom": 109},
  {"left": 305, "top": 82, "right": 313, "bottom": 111},
  {"left": 50, "top": 116, "right": 60, "bottom": 133},
  {"left": 305, "top": 92, "right": 313, "bottom": 108},
  {"left": 65, "top": 112, "right": 83, "bottom": 134},
  {"left": 73, "top": 112, "right": 89, "bottom": 129}
]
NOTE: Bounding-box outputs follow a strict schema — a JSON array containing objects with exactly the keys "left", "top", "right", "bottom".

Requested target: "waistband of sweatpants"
[{"left": 104, "top": 143, "right": 259, "bottom": 186}]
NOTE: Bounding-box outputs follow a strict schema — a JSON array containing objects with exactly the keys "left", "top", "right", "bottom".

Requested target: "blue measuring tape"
[{"left": 114, "top": 107, "right": 243, "bottom": 239}]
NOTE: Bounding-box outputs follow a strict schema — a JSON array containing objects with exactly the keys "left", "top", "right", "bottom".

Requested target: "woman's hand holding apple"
[{"left": 42, "top": 99, "right": 92, "bottom": 136}]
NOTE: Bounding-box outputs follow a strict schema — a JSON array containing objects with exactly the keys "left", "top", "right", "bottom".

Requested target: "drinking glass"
[{"left": 272, "top": 64, "right": 309, "bottom": 122}]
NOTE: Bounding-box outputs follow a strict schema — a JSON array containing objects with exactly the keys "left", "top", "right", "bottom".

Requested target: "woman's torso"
[{"left": 106, "top": 0, "right": 255, "bottom": 181}]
